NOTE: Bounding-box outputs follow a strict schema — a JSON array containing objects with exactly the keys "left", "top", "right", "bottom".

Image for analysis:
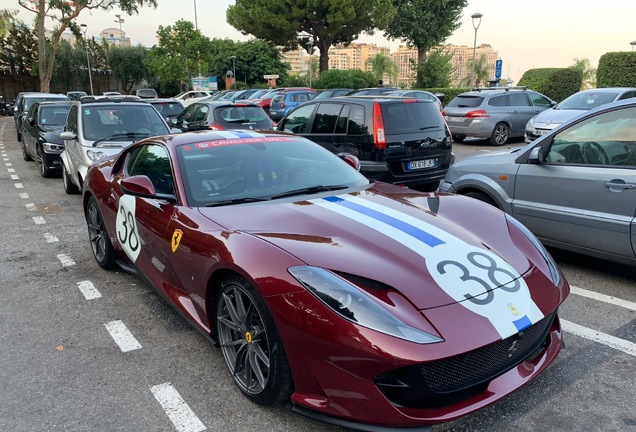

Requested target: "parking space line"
[
  {"left": 11, "top": 174, "right": 18, "bottom": 180},
  {"left": 561, "top": 319, "right": 636, "bottom": 357},
  {"left": 57, "top": 254, "right": 76, "bottom": 267},
  {"left": 33, "top": 216, "right": 45, "bottom": 224},
  {"left": 8, "top": 168, "right": 15, "bottom": 173},
  {"left": 5, "top": 163, "right": 11, "bottom": 167},
  {"left": 104, "top": 320, "right": 142, "bottom": 352},
  {"left": 77, "top": 280, "right": 101, "bottom": 300},
  {"left": 570, "top": 285, "right": 636, "bottom": 312},
  {"left": 14, "top": 183, "right": 23, "bottom": 189},
  {"left": 19, "top": 192, "right": 29, "bottom": 199},
  {"left": 150, "top": 383, "right": 206, "bottom": 432},
  {"left": 26, "top": 203, "right": 37, "bottom": 212},
  {"left": 44, "top": 233, "right": 59, "bottom": 243}
]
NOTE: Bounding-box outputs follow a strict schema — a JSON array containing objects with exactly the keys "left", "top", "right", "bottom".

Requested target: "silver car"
[
  {"left": 439, "top": 98, "right": 636, "bottom": 266},
  {"left": 524, "top": 87, "right": 636, "bottom": 142},
  {"left": 60, "top": 98, "right": 171, "bottom": 194},
  {"left": 443, "top": 87, "right": 555, "bottom": 146}
]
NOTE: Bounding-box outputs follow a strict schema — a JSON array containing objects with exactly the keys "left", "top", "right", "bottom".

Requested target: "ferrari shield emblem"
[
  {"left": 171, "top": 229, "right": 183, "bottom": 252},
  {"left": 508, "top": 303, "right": 519, "bottom": 316}
]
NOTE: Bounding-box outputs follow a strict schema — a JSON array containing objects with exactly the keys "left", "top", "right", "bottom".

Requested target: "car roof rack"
[
  {"left": 471, "top": 86, "right": 528, "bottom": 92},
  {"left": 79, "top": 96, "right": 147, "bottom": 104}
]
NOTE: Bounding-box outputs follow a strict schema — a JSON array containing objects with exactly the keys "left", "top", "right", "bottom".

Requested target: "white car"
[{"left": 174, "top": 90, "right": 212, "bottom": 107}]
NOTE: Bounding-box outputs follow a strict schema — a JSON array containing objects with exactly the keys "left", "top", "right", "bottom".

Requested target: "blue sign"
[{"left": 495, "top": 59, "right": 503, "bottom": 80}]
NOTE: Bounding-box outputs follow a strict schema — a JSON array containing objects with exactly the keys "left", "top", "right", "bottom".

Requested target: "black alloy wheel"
[{"left": 85, "top": 196, "right": 117, "bottom": 270}]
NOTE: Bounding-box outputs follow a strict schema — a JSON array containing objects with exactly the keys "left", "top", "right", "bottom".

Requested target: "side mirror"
[
  {"left": 337, "top": 153, "right": 361, "bottom": 171},
  {"left": 528, "top": 146, "right": 544, "bottom": 164},
  {"left": 28, "top": 117, "right": 36, "bottom": 126},
  {"left": 60, "top": 131, "right": 77, "bottom": 140},
  {"left": 121, "top": 175, "right": 177, "bottom": 202}
]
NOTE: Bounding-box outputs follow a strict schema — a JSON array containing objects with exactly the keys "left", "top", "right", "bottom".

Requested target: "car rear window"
[
  {"left": 381, "top": 102, "right": 445, "bottom": 134},
  {"left": 151, "top": 102, "right": 183, "bottom": 117},
  {"left": 447, "top": 95, "right": 484, "bottom": 108},
  {"left": 272, "top": 95, "right": 285, "bottom": 104},
  {"left": 215, "top": 106, "right": 270, "bottom": 124},
  {"left": 137, "top": 89, "right": 157, "bottom": 98}
]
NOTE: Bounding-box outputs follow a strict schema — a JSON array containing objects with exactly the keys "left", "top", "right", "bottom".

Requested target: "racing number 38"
[{"left": 116, "top": 195, "right": 141, "bottom": 262}]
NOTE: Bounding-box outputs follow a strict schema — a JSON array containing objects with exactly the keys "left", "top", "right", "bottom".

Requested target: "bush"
[
  {"left": 313, "top": 69, "right": 377, "bottom": 89},
  {"left": 597, "top": 52, "right": 636, "bottom": 87},
  {"left": 517, "top": 68, "right": 582, "bottom": 102},
  {"left": 417, "top": 87, "right": 471, "bottom": 105}
]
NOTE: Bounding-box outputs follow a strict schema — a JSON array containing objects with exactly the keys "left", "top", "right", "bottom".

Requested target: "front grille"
[{"left": 374, "top": 312, "right": 556, "bottom": 408}]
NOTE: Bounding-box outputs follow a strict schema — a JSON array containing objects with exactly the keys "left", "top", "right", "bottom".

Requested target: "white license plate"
[
  {"left": 445, "top": 116, "right": 465, "bottom": 123},
  {"left": 408, "top": 159, "right": 435, "bottom": 170},
  {"left": 535, "top": 129, "right": 548, "bottom": 136}
]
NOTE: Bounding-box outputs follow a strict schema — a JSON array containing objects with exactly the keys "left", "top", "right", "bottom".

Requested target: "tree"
[
  {"left": 570, "top": 58, "right": 596, "bottom": 89},
  {"left": 415, "top": 48, "right": 453, "bottom": 88},
  {"left": 51, "top": 39, "right": 85, "bottom": 91},
  {"left": 459, "top": 54, "right": 489, "bottom": 88},
  {"left": 227, "top": 0, "right": 394, "bottom": 73},
  {"left": 0, "top": 9, "right": 17, "bottom": 36},
  {"left": 384, "top": 0, "right": 466, "bottom": 75},
  {"left": 109, "top": 45, "right": 150, "bottom": 94},
  {"left": 17, "top": 0, "right": 157, "bottom": 93},
  {"left": 366, "top": 53, "right": 398, "bottom": 85},
  {"left": 0, "top": 18, "right": 37, "bottom": 75}
]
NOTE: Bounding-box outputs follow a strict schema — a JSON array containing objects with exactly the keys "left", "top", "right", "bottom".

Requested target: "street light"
[
  {"left": 631, "top": 40, "right": 636, "bottom": 51},
  {"left": 114, "top": 14, "right": 124, "bottom": 32},
  {"left": 193, "top": 0, "right": 199, "bottom": 31},
  {"left": 80, "top": 23, "right": 94, "bottom": 96},
  {"left": 307, "top": 39, "right": 313, "bottom": 88},
  {"left": 470, "top": 12, "right": 483, "bottom": 88},
  {"left": 230, "top": 56, "right": 236, "bottom": 90}
]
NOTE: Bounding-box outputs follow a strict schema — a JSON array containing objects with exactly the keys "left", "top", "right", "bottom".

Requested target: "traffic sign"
[{"left": 495, "top": 59, "right": 503, "bottom": 80}]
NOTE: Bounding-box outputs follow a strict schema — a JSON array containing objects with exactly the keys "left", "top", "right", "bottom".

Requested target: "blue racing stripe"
[
  {"left": 232, "top": 130, "right": 256, "bottom": 138},
  {"left": 323, "top": 196, "right": 445, "bottom": 247},
  {"left": 513, "top": 315, "right": 532, "bottom": 331}
]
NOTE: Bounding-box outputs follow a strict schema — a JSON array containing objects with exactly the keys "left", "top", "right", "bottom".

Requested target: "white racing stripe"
[
  {"left": 570, "top": 285, "right": 636, "bottom": 311},
  {"left": 150, "top": 383, "right": 206, "bottom": 432},
  {"left": 104, "top": 320, "right": 142, "bottom": 352},
  {"left": 561, "top": 319, "right": 636, "bottom": 357},
  {"left": 77, "top": 280, "right": 101, "bottom": 300},
  {"left": 57, "top": 254, "right": 76, "bottom": 267}
]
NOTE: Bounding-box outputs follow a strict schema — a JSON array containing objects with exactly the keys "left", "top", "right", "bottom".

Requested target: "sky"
[{"left": 9, "top": 0, "right": 636, "bottom": 83}]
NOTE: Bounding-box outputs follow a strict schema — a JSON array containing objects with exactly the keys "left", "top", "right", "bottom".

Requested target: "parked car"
[
  {"left": 20, "top": 100, "right": 73, "bottom": 177},
  {"left": 102, "top": 91, "right": 122, "bottom": 96},
  {"left": 246, "top": 89, "right": 270, "bottom": 101},
  {"left": 227, "top": 89, "right": 260, "bottom": 101},
  {"left": 59, "top": 97, "right": 171, "bottom": 194},
  {"left": 275, "top": 95, "right": 453, "bottom": 191},
  {"left": 440, "top": 98, "right": 636, "bottom": 266},
  {"left": 66, "top": 91, "right": 88, "bottom": 101},
  {"left": 251, "top": 87, "right": 316, "bottom": 114},
  {"left": 313, "top": 88, "right": 353, "bottom": 100},
  {"left": 384, "top": 89, "right": 444, "bottom": 110},
  {"left": 147, "top": 98, "right": 184, "bottom": 123},
  {"left": 174, "top": 90, "right": 213, "bottom": 107},
  {"left": 524, "top": 87, "right": 636, "bottom": 142},
  {"left": 443, "top": 87, "right": 556, "bottom": 145},
  {"left": 171, "top": 101, "right": 273, "bottom": 131},
  {"left": 14, "top": 92, "right": 69, "bottom": 141},
  {"left": 268, "top": 90, "right": 316, "bottom": 120},
  {"left": 135, "top": 88, "right": 158, "bottom": 99},
  {"left": 82, "top": 128, "right": 568, "bottom": 431},
  {"left": 347, "top": 87, "right": 398, "bottom": 96}
]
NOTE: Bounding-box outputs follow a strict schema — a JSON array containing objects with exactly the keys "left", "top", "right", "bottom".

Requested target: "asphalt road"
[{"left": 0, "top": 118, "right": 634, "bottom": 432}]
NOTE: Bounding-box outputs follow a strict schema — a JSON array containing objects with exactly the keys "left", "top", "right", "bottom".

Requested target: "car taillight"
[
  {"left": 402, "top": 99, "right": 418, "bottom": 103},
  {"left": 208, "top": 124, "right": 224, "bottom": 130},
  {"left": 280, "top": 102, "right": 285, "bottom": 109},
  {"left": 466, "top": 110, "right": 490, "bottom": 118},
  {"left": 373, "top": 102, "right": 386, "bottom": 149}
]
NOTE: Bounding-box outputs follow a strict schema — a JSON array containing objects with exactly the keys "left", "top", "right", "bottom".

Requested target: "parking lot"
[{"left": 0, "top": 117, "right": 634, "bottom": 432}]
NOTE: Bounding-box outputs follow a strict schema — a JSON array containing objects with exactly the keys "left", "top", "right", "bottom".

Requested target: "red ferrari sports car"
[{"left": 83, "top": 130, "right": 569, "bottom": 430}]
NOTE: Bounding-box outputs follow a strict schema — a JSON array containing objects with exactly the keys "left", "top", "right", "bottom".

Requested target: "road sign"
[
  {"left": 495, "top": 59, "right": 503, "bottom": 80},
  {"left": 263, "top": 74, "right": 279, "bottom": 79}
]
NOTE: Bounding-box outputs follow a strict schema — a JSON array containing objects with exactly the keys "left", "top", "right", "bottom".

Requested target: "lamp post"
[
  {"left": 230, "top": 56, "right": 236, "bottom": 90},
  {"left": 114, "top": 14, "right": 124, "bottom": 32},
  {"left": 470, "top": 12, "right": 483, "bottom": 88},
  {"left": 80, "top": 24, "right": 94, "bottom": 96},
  {"left": 307, "top": 39, "right": 313, "bottom": 88},
  {"left": 193, "top": 0, "right": 199, "bottom": 31},
  {"left": 631, "top": 40, "right": 636, "bottom": 51}
]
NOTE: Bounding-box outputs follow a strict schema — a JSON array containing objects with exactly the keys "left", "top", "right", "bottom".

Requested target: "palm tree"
[
  {"left": 366, "top": 53, "right": 398, "bottom": 86},
  {"left": 570, "top": 58, "right": 596, "bottom": 89},
  {"left": 460, "top": 54, "right": 490, "bottom": 88}
]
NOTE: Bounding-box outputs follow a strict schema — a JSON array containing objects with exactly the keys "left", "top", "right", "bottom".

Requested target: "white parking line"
[
  {"left": 150, "top": 383, "right": 206, "bottom": 432},
  {"left": 19, "top": 193, "right": 29, "bottom": 199},
  {"left": 57, "top": 254, "right": 76, "bottom": 267},
  {"left": 5, "top": 163, "right": 11, "bottom": 167},
  {"left": 14, "top": 183, "right": 23, "bottom": 189},
  {"left": 43, "top": 233, "right": 59, "bottom": 243},
  {"left": 26, "top": 203, "right": 37, "bottom": 212},
  {"left": 103, "top": 320, "right": 142, "bottom": 352},
  {"left": 561, "top": 319, "right": 636, "bottom": 357},
  {"left": 570, "top": 285, "right": 636, "bottom": 312},
  {"left": 33, "top": 216, "right": 46, "bottom": 224},
  {"left": 77, "top": 280, "right": 101, "bottom": 300},
  {"left": 11, "top": 174, "right": 19, "bottom": 180},
  {"left": 8, "top": 168, "right": 15, "bottom": 173}
]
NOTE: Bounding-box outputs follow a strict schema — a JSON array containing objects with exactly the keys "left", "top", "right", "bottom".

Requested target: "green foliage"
[
  {"left": 458, "top": 53, "right": 491, "bottom": 88},
  {"left": 416, "top": 48, "right": 453, "bottom": 88},
  {"left": 366, "top": 53, "right": 397, "bottom": 84},
  {"left": 227, "top": 0, "right": 394, "bottom": 73},
  {"left": 109, "top": 45, "right": 150, "bottom": 94},
  {"left": 0, "top": 9, "right": 17, "bottom": 36},
  {"left": 596, "top": 52, "right": 636, "bottom": 88},
  {"left": 280, "top": 74, "right": 307, "bottom": 87},
  {"left": 51, "top": 39, "right": 85, "bottom": 91},
  {"left": 0, "top": 18, "right": 37, "bottom": 74},
  {"left": 313, "top": 69, "right": 377, "bottom": 89},
  {"left": 518, "top": 68, "right": 583, "bottom": 102},
  {"left": 570, "top": 57, "right": 596, "bottom": 89},
  {"left": 417, "top": 87, "right": 470, "bottom": 105}
]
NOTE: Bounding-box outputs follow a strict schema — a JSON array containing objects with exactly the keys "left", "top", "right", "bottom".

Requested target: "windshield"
[
  {"left": 24, "top": 97, "right": 68, "bottom": 112},
  {"left": 447, "top": 95, "right": 484, "bottom": 108},
  {"left": 177, "top": 136, "right": 368, "bottom": 207},
  {"left": 558, "top": 91, "right": 619, "bottom": 110},
  {"left": 39, "top": 105, "right": 70, "bottom": 126},
  {"left": 82, "top": 104, "right": 169, "bottom": 142}
]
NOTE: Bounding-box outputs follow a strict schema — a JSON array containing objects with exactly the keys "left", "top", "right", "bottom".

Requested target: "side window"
[
  {"left": 278, "top": 104, "right": 314, "bottom": 134},
  {"left": 347, "top": 105, "right": 366, "bottom": 135},
  {"left": 488, "top": 95, "right": 506, "bottom": 107},
  {"left": 193, "top": 105, "right": 209, "bottom": 122},
  {"left": 546, "top": 106, "right": 636, "bottom": 167},
  {"left": 618, "top": 91, "right": 636, "bottom": 101},
  {"left": 27, "top": 104, "right": 38, "bottom": 124},
  {"left": 311, "top": 103, "right": 343, "bottom": 134},
  {"left": 178, "top": 104, "right": 197, "bottom": 122},
  {"left": 127, "top": 144, "right": 175, "bottom": 195},
  {"left": 508, "top": 93, "right": 530, "bottom": 107},
  {"left": 528, "top": 92, "right": 553, "bottom": 107},
  {"left": 335, "top": 104, "right": 350, "bottom": 134},
  {"left": 67, "top": 105, "right": 78, "bottom": 134}
]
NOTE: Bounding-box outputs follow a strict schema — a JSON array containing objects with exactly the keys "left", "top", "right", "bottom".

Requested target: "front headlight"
[
  {"left": 526, "top": 116, "right": 536, "bottom": 130},
  {"left": 505, "top": 214, "right": 561, "bottom": 286},
  {"left": 42, "top": 142, "right": 64, "bottom": 152},
  {"left": 288, "top": 266, "right": 443, "bottom": 344},
  {"left": 86, "top": 149, "right": 107, "bottom": 161}
]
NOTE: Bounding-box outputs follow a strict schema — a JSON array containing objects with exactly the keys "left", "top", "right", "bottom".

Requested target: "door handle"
[{"left": 605, "top": 181, "right": 636, "bottom": 190}]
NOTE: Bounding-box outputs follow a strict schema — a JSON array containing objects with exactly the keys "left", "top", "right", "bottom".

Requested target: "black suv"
[
  {"left": 275, "top": 96, "right": 453, "bottom": 190},
  {"left": 14, "top": 92, "right": 69, "bottom": 141}
]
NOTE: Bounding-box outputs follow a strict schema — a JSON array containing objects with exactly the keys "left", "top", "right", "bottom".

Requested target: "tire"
[
  {"left": 21, "top": 138, "right": 32, "bottom": 161},
  {"left": 489, "top": 123, "right": 510, "bottom": 146},
  {"left": 62, "top": 162, "right": 80, "bottom": 194},
  {"left": 36, "top": 145, "right": 54, "bottom": 178},
  {"left": 85, "top": 195, "right": 117, "bottom": 270},
  {"left": 216, "top": 275, "right": 293, "bottom": 406},
  {"left": 465, "top": 191, "right": 498, "bottom": 208},
  {"left": 453, "top": 135, "right": 466, "bottom": 143}
]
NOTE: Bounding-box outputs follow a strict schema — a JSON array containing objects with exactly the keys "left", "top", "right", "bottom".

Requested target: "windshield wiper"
[
  {"left": 205, "top": 197, "right": 270, "bottom": 207},
  {"left": 419, "top": 125, "right": 438, "bottom": 130},
  {"left": 269, "top": 185, "right": 348, "bottom": 200},
  {"left": 92, "top": 132, "right": 150, "bottom": 147}
]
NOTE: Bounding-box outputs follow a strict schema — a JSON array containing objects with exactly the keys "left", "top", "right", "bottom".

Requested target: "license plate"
[
  {"left": 408, "top": 159, "right": 435, "bottom": 170},
  {"left": 445, "top": 116, "right": 465, "bottom": 123},
  {"left": 535, "top": 129, "right": 548, "bottom": 136}
]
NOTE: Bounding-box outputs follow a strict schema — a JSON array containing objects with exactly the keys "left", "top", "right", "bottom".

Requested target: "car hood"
[
  {"left": 533, "top": 108, "right": 585, "bottom": 126},
  {"left": 197, "top": 186, "right": 548, "bottom": 312},
  {"left": 42, "top": 129, "right": 64, "bottom": 145}
]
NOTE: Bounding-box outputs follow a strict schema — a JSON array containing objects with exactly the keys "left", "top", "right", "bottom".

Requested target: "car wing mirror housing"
[
  {"left": 528, "top": 146, "right": 544, "bottom": 164},
  {"left": 121, "top": 175, "right": 176, "bottom": 202},
  {"left": 60, "top": 131, "right": 76, "bottom": 140}
]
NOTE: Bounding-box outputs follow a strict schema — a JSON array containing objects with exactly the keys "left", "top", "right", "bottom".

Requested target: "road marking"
[
  {"left": 19, "top": 192, "right": 29, "bottom": 199},
  {"left": 10, "top": 174, "right": 19, "bottom": 180},
  {"left": 14, "top": 183, "right": 23, "bottom": 189},
  {"left": 33, "top": 216, "right": 46, "bottom": 224},
  {"left": 26, "top": 203, "right": 37, "bottom": 212},
  {"left": 44, "top": 233, "right": 59, "bottom": 243},
  {"left": 5, "top": 163, "right": 11, "bottom": 167},
  {"left": 150, "top": 383, "right": 206, "bottom": 432},
  {"left": 104, "top": 320, "right": 142, "bottom": 352},
  {"left": 77, "top": 280, "right": 101, "bottom": 300},
  {"left": 57, "top": 254, "right": 76, "bottom": 267},
  {"left": 8, "top": 168, "right": 15, "bottom": 173},
  {"left": 561, "top": 319, "right": 636, "bottom": 357},
  {"left": 570, "top": 285, "right": 636, "bottom": 312},
  {"left": 2, "top": 158, "right": 8, "bottom": 161}
]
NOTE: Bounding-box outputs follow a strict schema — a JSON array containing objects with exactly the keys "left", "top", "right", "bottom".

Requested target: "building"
[
  {"left": 98, "top": 27, "right": 130, "bottom": 47},
  {"left": 281, "top": 48, "right": 312, "bottom": 76},
  {"left": 391, "top": 45, "right": 418, "bottom": 88},
  {"left": 328, "top": 43, "right": 391, "bottom": 72}
]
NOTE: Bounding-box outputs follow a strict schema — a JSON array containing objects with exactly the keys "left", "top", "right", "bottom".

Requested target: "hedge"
[
  {"left": 596, "top": 52, "right": 636, "bottom": 87},
  {"left": 517, "top": 68, "right": 582, "bottom": 102}
]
